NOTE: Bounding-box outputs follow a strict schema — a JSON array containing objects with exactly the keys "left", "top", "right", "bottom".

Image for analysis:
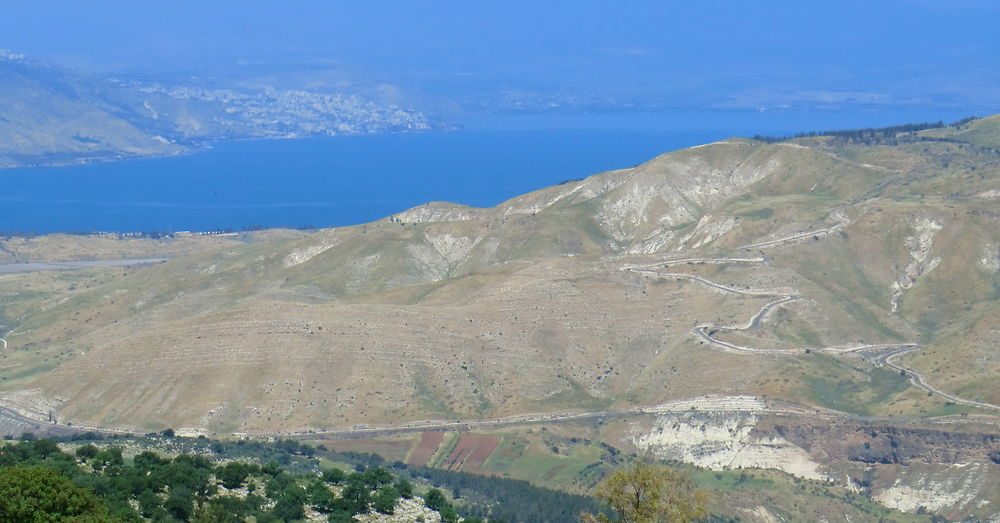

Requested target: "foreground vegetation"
[
  {"left": 0, "top": 429, "right": 939, "bottom": 522},
  {"left": 0, "top": 438, "right": 445, "bottom": 521},
  {"left": 0, "top": 432, "right": 608, "bottom": 522},
  {"left": 582, "top": 462, "right": 706, "bottom": 523}
]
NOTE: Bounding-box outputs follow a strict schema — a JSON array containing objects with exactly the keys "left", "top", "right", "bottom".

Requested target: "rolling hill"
[{"left": 1, "top": 115, "right": 999, "bottom": 519}]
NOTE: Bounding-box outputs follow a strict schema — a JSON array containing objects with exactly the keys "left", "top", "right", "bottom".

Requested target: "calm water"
[{"left": 0, "top": 110, "right": 981, "bottom": 233}]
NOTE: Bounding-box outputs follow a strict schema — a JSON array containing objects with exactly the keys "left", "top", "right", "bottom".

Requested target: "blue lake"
[{"left": 0, "top": 110, "right": 981, "bottom": 233}]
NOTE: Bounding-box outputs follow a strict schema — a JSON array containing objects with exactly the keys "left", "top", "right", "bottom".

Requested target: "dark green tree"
[
  {"left": 0, "top": 465, "right": 113, "bottom": 522},
  {"left": 372, "top": 485, "right": 400, "bottom": 514},
  {"left": 394, "top": 477, "right": 414, "bottom": 499},
  {"left": 91, "top": 447, "right": 123, "bottom": 471},
  {"left": 424, "top": 487, "right": 447, "bottom": 510},
  {"left": 440, "top": 504, "right": 460, "bottom": 523},
  {"left": 195, "top": 496, "right": 249, "bottom": 523},
  {"left": 339, "top": 480, "right": 372, "bottom": 515},
  {"left": 137, "top": 490, "right": 163, "bottom": 518},
  {"left": 216, "top": 461, "right": 253, "bottom": 489},
  {"left": 362, "top": 466, "right": 394, "bottom": 487},
  {"left": 164, "top": 485, "right": 195, "bottom": 521},
  {"left": 272, "top": 500, "right": 305, "bottom": 521},
  {"left": 321, "top": 467, "right": 345, "bottom": 484},
  {"left": 134, "top": 450, "right": 170, "bottom": 472},
  {"left": 75, "top": 443, "right": 100, "bottom": 460},
  {"left": 307, "top": 480, "right": 337, "bottom": 513}
]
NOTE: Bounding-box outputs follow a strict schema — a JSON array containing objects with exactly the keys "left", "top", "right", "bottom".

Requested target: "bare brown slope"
[{"left": 1, "top": 117, "right": 999, "bottom": 433}]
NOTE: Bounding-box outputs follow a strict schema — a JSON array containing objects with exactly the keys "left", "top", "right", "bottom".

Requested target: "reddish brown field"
[
  {"left": 407, "top": 432, "right": 445, "bottom": 467},
  {"left": 443, "top": 433, "right": 500, "bottom": 473}
]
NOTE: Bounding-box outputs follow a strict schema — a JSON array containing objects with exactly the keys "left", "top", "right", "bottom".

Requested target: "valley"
[{"left": 0, "top": 115, "right": 999, "bottom": 520}]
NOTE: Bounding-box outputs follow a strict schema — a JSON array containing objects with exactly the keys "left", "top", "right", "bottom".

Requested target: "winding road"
[
  {"left": 737, "top": 209, "right": 851, "bottom": 250},
  {"left": 870, "top": 346, "right": 1000, "bottom": 411},
  {"left": 0, "top": 216, "right": 995, "bottom": 440},
  {"left": 623, "top": 209, "right": 1000, "bottom": 412}
]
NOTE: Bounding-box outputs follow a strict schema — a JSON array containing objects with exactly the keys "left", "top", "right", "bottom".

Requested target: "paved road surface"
[{"left": 0, "top": 258, "right": 169, "bottom": 275}]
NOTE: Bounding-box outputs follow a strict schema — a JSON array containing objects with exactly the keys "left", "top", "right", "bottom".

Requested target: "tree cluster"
[
  {"left": 0, "top": 438, "right": 467, "bottom": 523},
  {"left": 751, "top": 118, "right": 978, "bottom": 146}
]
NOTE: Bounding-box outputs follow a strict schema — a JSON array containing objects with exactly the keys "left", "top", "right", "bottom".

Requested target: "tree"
[
  {"left": 164, "top": 485, "right": 195, "bottom": 521},
  {"left": 0, "top": 465, "right": 113, "bottom": 522},
  {"left": 134, "top": 450, "right": 169, "bottom": 472},
  {"left": 216, "top": 461, "right": 252, "bottom": 489},
  {"left": 91, "top": 447, "right": 124, "bottom": 470},
  {"left": 372, "top": 486, "right": 400, "bottom": 514},
  {"left": 362, "top": 466, "right": 394, "bottom": 487},
  {"left": 394, "top": 477, "right": 414, "bottom": 499},
  {"left": 76, "top": 443, "right": 100, "bottom": 460},
  {"left": 339, "top": 480, "right": 372, "bottom": 515},
  {"left": 137, "top": 490, "right": 163, "bottom": 519},
  {"left": 307, "top": 479, "right": 337, "bottom": 513},
  {"left": 322, "top": 467, "right": 346, "bottom": 485},
  {"left": 194, "top": 496, "right": 249, "bottom": 523},
  {"left": 440, "top": 504, "right": 460, "bottom": 523},
  {"left": 581, "top": 461, "right": 706, "bottom": 523},
  {"left": 424, "top": 488, "right": 447, "bottom": 511}
]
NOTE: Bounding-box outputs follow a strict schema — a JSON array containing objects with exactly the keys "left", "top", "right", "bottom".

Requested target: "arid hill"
[
  {"left": 2, "top": 116, "right": 999, "bottom": 434},
  {"left": 3, "top": 115, "right": 1000, "bottom": 519}
]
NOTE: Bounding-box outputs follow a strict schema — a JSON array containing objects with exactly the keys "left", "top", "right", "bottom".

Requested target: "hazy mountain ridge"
[{"left": 0, "top": 55, "right": 433, "bottom": 168}]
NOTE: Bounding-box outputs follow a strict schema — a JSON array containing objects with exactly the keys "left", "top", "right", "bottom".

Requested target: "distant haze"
[{"left": 3, "top": 0, "right": 999, "bottom": 115}]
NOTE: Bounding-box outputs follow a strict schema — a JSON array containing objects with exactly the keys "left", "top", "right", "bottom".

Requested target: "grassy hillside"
[{"left": 1, "top": 117, "right": 999, "bottom": 432}]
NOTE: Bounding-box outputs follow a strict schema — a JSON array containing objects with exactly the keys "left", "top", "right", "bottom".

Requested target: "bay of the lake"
[
  {"left": 0, "top": 129, "right": 731, "bottom": 233},
  {"left": 0, "top": 109, "right": 978, "bottom": 233}
]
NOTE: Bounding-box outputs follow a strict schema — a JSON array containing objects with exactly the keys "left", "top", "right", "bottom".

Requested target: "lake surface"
[{"left": 0, "top": 109, "right": 980, "bottom": 233}]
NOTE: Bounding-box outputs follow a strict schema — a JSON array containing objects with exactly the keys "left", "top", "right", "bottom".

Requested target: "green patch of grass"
[
  {"left": 738, "top": 207, "right": 774, "bottom": 220},
  {"left": 771, "top": 309, "right": 822, "bottom": 347},
  {"left": 481, "top": 436, "right": 525, "bottom": 474},
  {"left": 799, "top": 358, "right": 910, "bottom": 416},
  {"left": 528, "top": 377, "right": 611, "bottom": 411},
  {"left": 412, "top": 365, "right": 459, "bottom": 419},
  {"left": 694, "top": 469, "right": 778, "bottom": 491},
  {"left": 921, "top": 401, "right": 980, "bottom": 418},
  {"left": 500, "top": 442, "right": 606, "bottom": 489}
]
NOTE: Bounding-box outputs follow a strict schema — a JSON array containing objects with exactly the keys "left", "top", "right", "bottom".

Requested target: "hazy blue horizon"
[{"left": 2, "top": 1, "right": 998, "bottom": 115}]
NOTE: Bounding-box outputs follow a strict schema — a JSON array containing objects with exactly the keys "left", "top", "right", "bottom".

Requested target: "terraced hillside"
[{"left": 1, "top": 115, "right": 999, "bottom": 518}]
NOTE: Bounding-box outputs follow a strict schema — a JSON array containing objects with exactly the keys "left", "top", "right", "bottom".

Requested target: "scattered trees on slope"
[
  {"left": 751, "top": 118, "right": 978, "bottom": 146},
  {"left": 0, "top": 438, "right": 481, "bottom": 523}
]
